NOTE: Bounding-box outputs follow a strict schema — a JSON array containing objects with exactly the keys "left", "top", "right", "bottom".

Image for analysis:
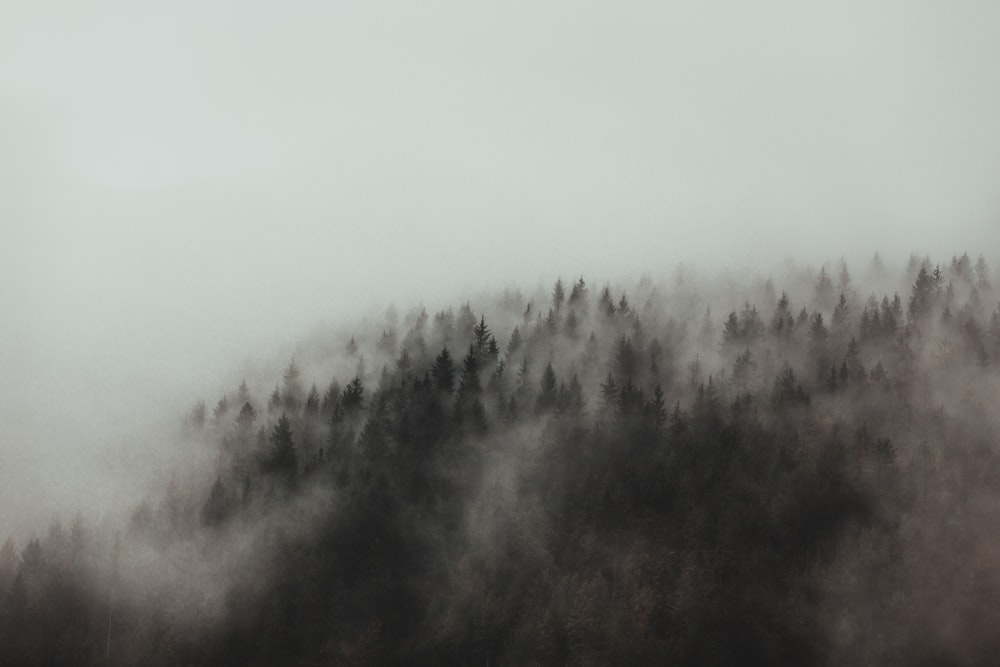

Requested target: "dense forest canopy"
[{"left": 4, "top": 252, "right": 1000, "bottom": 665}]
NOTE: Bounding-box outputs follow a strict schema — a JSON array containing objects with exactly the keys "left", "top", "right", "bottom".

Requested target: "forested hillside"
[{"left": 3, "top": 253, "right": 1000, "bottom": 665}]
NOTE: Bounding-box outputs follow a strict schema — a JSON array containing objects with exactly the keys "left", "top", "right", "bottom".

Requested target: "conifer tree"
[
  {"left": 282, "top": 360, "right": 304, "bottom": 412},
  {"left": 236, "top": 401, "right": 257, "bottom": 432},
  {"left": 322, "top": 380, "right": 342, "bottom": 415},
  {"left": 568, "top": 277, "right": 588, "bottom": 307},
  {"left": 341, "top": 377, "right": 365, "bottom": 413},
  {"left": 722, "top": 312, "right": 742, "bottom": 345},
  {"left": 975, "top": 255, "right": 991, "bottom": 290},
  {"left": 600, "top": 373, "right": 619, "bottom": 410},
  {"left": 267, "top": 414, "right": 297, "bottom": 487},
  {"left": 909, "top": 266, "right": 935, "bottom": 322},
  {"left": 268, "top": 386, "right": 282, "bottom": 414},
  {"left": 213, "top": 395, "right": 230, "bottom": 424},
  {"left": 506, "top": 327, "right": 523, "bottom": 357},
  {"left": 646, "top": 384, "right": 667, "bottom": 429},
  {"left": 815, "top": 266, "right": 835, "bottom": 309},
  {"left": 459, "top": 345, "right": 482, "bottom": 395},
  {"left": 473, "top": 315, "right": 492, "bottom": 360},
  {"left": 832, "top": 293, "right": 850, "bottom": 333},
  {"left": 552, "top": 278, "right": 565, "bottom": 311},
  {"left": 537, "top": 362, "right": 558, "bottom": 412},
  {"left": 432, "top": 348, "right": 456, "bottom": 393},
  {"left": 237, "top": 380, "right": 251, "bottom": 405},
  {"left": 545, "top": 308, "right": 558, "bottom": 335},
  {"left": 304, "top": 384, "right": 321, "bottom": 416},
  {"left": 771, "top": 292, "right": 794, "bottom": 336}
]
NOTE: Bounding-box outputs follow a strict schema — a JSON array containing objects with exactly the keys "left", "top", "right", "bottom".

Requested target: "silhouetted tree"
[
  {"left": 815, "top": 266, "right": 835, "bottom": 309},
  {"left": 342, "top": 377, "right": 365, "bottom": 414},
  {"left": 304, "top": 384, "right": 321, "bottom": 416},
  {"left": 506, "top": 327, "right": 522, "bottom": 357},
  {"left": 536, "top": 363, "right": 558, "bottom": 413},
  {"left": 431, "top": 348, "right": 456, "bottom": 394},
  {"left": 552, "top": 278, "right": 565, "bottom": 311},
  {"left": 266, "top": 414, "right": 298, "bottom": 488}
]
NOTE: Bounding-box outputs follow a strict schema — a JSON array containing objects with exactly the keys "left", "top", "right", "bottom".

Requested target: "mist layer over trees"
[{"left": 3, "top": 253, "right": 1000, "bottom": 665}]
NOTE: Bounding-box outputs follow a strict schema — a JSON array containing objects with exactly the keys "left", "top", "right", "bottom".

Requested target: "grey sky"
[{"left": 2, "top": 1, "right": 1000, "bottom": 536}]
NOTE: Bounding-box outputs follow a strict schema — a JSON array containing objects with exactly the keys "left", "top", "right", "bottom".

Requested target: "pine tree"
[
  {"left": 600, "top": 374, "right": 619, "bottom": 410},
  {"left": 322, "top": 379, "right": 342, "bottom": 415},
  {"left": 568, "top": 277, "right": 588, "bottom": 307},
  {"left": 600, "top": 286, "right": 616, "bottom": 318},
  {"left": 909, "top": 266, "right": 935, "bottom": 322},
  {"left": 733, "top": 348, "right": 755, "bottom": 387},
  {"left": 618, "top": 293, "right": 631, "bottom": 317},
  {"left": 282, "top": 360, "right": 304, "bottom": 412},
  {"left": 474, "top": 315, "right": 492, "bottom": 359},
  {"left": 515, "top": 358, "right": 532, "bottom": 402},
  {"left": 212, "top": 395, "right": 230, "bottom": 424},
  {"left": 237, "top": 380, "right": 251, "bottom": 405},
  {"left": 486, "top": 336, "right": 500, "bottom": 360},
  {"left": 844, "top": 337, "right": 866, "bottom": 383},
  {"left": 990, "top": 307, "right": 1000, "bottom": 361},
  {"left": 395, "top": 347, "right": 413, "bottom": 379},
  {"left": 646, "top": 384, "right": 667, "bottom": 429},
  {"left": 267, "top": 414, "right": 297, "bottom": 486},
  {"left": 457, "top": 303, "right": 477, "bottom": 342},
  {"left": 268, "top": 386, "right": 282, "bottom": 414},
  {"left": 545, "top": 308, "right": 559, "bottom": 335},
  {"left": 537, "top": 362, "right": 558, "bottom": 412},
  {"left": 376, "top": 328, "right": 398, "bottom": 355},
  {"left": 488, "top": 359, "right": 509, "bottom": 397},
  {"left": 722, "top": 312, "right": 742, "bottom": 345},
  {"left": 669, "top": 401, "right": 689, "bottom": 440},
  {"left": 815, "top": 267, "right": 835, "bottom": 309},
  {"left": 772, "top": 364, "right": 809, "bottom": 407},
  {"left": 342, "top": 377, "right": 365, "bottom": 413},
  {"left": 837, "top": 261, "right": 852, "bottom": 294},
  {"left": 687, "top": 355, "right": 703, "bottom": 390},
  {"left": 236, "top": 401, "right": 257, "bottom": 432},
  {"left": 771, "top": 292, "right": 794, "bottom": 336},
  {"left": 506, "top": 327, "right": 523, "bottom": 357},
  {"left": 975, "top": 255, "right": 991, "bottom": 290},
  {"left": 832, "top": 293, "right": 850, "bottom": 333},
  {"left": 700, "top": 307, "right": 715, "bottom": 343},
  {"left": 614, "top": 336, "right": 637, "bottom": 378},
  {"left": 459, "top": 345, "right": 482, "bottom": 395},
  {"left": 739, "top": 302, "right": 765, "bottom": 340},
  {"left": 304, "top": 384, "right": 321, "bottom": 416},
  {"left": 617, "top": 378, "right": 643, "bottom": 416},
  {"left": 552, "top": 279, "right": 565, "bottom": 311}
]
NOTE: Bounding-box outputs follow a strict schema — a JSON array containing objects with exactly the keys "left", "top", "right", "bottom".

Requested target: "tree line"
[{"left": 3, "top": 253, "right": 1000, "bottom": 665}]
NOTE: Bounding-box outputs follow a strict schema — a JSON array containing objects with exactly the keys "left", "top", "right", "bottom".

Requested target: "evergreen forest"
[{"left": 4, "top": 253, "right": 1000, "bottom": 666}]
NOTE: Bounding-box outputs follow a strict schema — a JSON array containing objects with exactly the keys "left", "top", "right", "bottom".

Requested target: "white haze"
[{"left": 2, "top": 0, "right": 1000, "bottom": 538}]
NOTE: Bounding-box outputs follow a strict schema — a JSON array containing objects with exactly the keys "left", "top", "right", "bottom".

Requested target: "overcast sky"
[{"left": 2, "top": 0, "right": 1000, "bottom": 536}]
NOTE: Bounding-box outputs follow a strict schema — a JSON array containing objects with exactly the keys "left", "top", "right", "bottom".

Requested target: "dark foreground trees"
[{"left": 4, "top": 255, "right": 1000, "bottom": 665}]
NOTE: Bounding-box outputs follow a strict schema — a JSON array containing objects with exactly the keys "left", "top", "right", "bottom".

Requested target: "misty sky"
[{"left": 2, "top": 1, "right": 1000, "bottom": 536}]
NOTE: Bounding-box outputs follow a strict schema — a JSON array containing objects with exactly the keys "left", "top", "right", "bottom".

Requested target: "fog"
[{"left": 2, "top": 2, "right": 1000, "bottom": 661}]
